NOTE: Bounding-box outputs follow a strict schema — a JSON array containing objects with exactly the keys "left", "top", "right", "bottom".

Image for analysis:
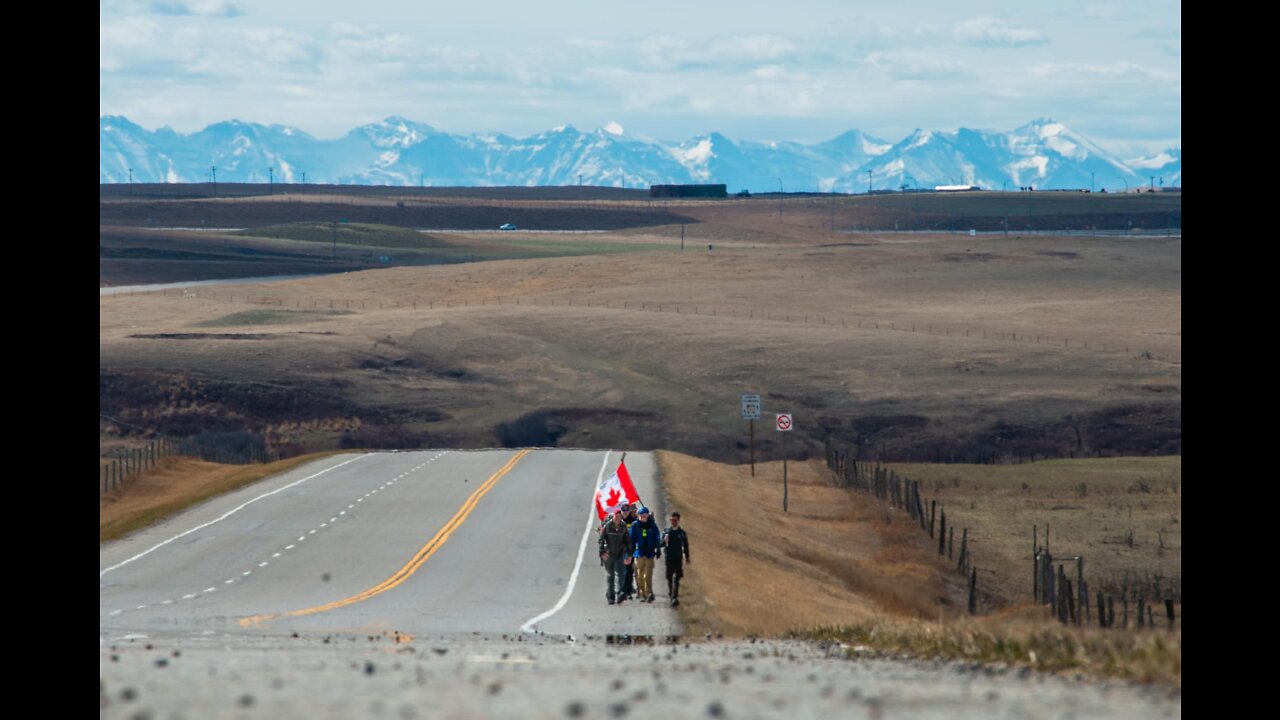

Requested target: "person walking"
[
  {"left": 630, "top": 506, "right": 661, "bottom": 602},
  {"left": 599, "top": 512, "right": 633, "bottom": 605},
  {"left": 619, "top": 503, "right": 639, "bottom": 600},
  {"left": 662, "top": 512, "right": 691, "bottom": 606}
]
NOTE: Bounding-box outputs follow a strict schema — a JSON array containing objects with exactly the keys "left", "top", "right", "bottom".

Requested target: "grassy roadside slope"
[{"left": 658, "top": 450, "right": 1181, "bottom": 686}]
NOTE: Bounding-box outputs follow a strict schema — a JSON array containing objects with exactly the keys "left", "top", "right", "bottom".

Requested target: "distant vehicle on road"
[{"left": 499, "top": 223, "right": 517, "bottom": 231}]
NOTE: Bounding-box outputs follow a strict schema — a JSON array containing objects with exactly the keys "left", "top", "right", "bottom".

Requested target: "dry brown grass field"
[
  {"left": 654, "top": 452, "right": 965, "bottom": 636},
  {"left": 881, "top": 457, "right": 1181, "bottom": 604},
  {"left": 101, "top": 221, "right": 1180, "bottom": 464}
]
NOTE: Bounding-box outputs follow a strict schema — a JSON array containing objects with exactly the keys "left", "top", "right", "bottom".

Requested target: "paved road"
[
  {"left": 99, "top": 449, "right": 1179, "bottom": 719},
  {"left": 101, "top": 449, "right": 677, "bottom": 640}
]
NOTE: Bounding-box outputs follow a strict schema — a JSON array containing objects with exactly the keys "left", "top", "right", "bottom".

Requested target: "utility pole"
[
  {"left": 867, "top": 170, "right": 873, "bottom": 194},
  {"left": 211, "top": 166, "right": 217, "bottom": 197},
  {"left": 128, "top": 168, "right": 133, "bottom": 197},
  {"left": 301, "top": 171, "right": 306, "bottom": 184},
  {"left": 269, "top": 166, "right": 274, "bottom": 195}
]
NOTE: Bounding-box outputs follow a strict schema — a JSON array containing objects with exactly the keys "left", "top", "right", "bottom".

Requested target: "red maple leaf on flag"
[{"left": 594, "top": 456, "right": 641, "bottom": 521}]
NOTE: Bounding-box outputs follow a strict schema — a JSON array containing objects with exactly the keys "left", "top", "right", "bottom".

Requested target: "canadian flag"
[{"left": 595, "top": 455, "right": 640, "bottom": 521}]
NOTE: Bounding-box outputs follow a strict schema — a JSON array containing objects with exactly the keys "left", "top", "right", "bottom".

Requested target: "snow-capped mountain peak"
[{"left": 100, "top": 116, "right": 1180, "bottom": 191}]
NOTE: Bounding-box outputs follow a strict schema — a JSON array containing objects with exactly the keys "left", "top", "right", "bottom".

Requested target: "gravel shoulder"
[{"left": 99, "top": 633, "right": 1181, "bottom": 719}]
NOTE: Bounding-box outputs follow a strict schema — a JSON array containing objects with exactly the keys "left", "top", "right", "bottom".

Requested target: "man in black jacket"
[
  {"left": 599, "top": 512, "right": 633, "bottom": 605},
  {"left": 662, "top": 512, "right": 691, "bottom": 606}
]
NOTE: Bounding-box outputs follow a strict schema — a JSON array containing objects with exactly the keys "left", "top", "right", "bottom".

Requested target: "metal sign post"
[
  {"left": 776, "top": 413, "right": 793, "bottom": 512},
  {"left": 741, "top": 393, "right": 761, "bottom": 476}
]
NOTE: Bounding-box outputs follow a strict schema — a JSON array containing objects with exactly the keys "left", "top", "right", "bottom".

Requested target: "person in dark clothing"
[
  {"left": 619, "top": 503, "right": 639, "bottom": 600},
  {"left": 599, "top": 512, "right": 633, "bottom": 604},
  {"left": 630, "top": 506, "right": 662, "bottom": 602},
  {"left": 662, "top": 512, "right": 691, "bottom": 606}
]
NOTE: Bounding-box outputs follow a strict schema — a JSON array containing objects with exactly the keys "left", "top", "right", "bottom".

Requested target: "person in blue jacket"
[{"left": 630, "top": 506, "right": 662, "bottom": 603}]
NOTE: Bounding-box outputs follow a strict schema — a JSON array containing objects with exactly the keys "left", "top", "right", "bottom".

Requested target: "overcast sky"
[{"left": 100, "top": 1, "right": 1181, "bottom": 156}]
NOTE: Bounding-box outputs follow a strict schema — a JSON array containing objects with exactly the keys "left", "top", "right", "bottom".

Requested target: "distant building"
[{"left": 649, "top": 184, "right": 728, "bottom": 198}]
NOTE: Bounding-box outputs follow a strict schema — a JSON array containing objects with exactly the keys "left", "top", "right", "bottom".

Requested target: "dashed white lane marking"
[
  {"left": 112, "top": 451, "right": 451, "bottom": 617},
  {"left": 99, "top": 454, "right": 369, "bottom": 578},
  {"left": 135, "top": 606, "right": 146, "bottom": 611},
  {"left": 309, "top": 529, "right": 317, "bottom": 534},
  {"left": 521, "top": 451, "right": 613, "bottom": 634}
]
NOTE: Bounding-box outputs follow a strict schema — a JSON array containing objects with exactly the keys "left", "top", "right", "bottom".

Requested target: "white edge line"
[
  {"left": 519, "top": 450, "right": 612, "bottom": 634},
  {"left": 100, "top": 454, "right": 368, "bottom": 578}
]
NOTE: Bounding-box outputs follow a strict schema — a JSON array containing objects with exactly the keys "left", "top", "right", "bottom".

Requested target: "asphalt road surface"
[
  {"left": 100, "top": 450, "right": 1180, "bottom": 719},
  {"left": 101, "top": 450, "right": 677, "bottom": 639}
]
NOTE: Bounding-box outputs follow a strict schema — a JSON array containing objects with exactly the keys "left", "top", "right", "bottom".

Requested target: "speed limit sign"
[{"left": 775, "top": 413, "right": 793, "bottom": 431}]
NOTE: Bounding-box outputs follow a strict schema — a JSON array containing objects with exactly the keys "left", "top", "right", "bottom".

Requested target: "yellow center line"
[{"left": 241, "top": 449, "right": 530, "bottom": 626}]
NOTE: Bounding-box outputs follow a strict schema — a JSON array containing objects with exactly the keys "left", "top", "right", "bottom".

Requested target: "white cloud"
[
  {"left": 867, "top": 50, "right": 968, "bottom": 80},
  {"left": 1084, "top": 4, "right": 1120, "bottom": 20},
  {"left": 147, "top": 0, "right": 245, "bottom": 18},
  {"left": 634, "top": 33, "right": 797, "bottom": 72},
  {"left": 953, "top": 17, "right": 1047, "bottom": 47}
]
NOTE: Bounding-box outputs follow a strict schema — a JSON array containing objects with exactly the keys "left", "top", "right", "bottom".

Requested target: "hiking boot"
[{"left": 647, "top": 594, "right": 655, "bottom": 603}]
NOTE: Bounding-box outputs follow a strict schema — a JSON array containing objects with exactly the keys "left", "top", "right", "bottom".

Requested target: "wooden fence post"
[
  {"left": 968, "top": 568, "right": 977, "bottom": 615},
  {"left": 1137, "top": 596, "right": 1145, "bottom": 629},
  {"left": 1033, "top": 550, "right": 1040, "bottom": 602},
  {"left": 1147, "top": 606, "right": 1154, "bottom": 628},
  {"left": 959, "top": 529, "right": 968, "bottom": 574},
  {"left": 929, "top": 500, "right": 936, "bottom": 537},
  {"left": 948, "top": 526, "right": 954, "bottom": 560},
  {"left": 1165, "top": 599, "right": 1175, "bottom": 630},
  {"left": 1122, "top": 595, "right": 1129, "bottom": 628},
  {"left": 1057, "top": 566, "right": 1068, "bottom": 623},
  {"left": 1077, "top": 557, "right": 1088, "bottom": 624},
  {"left": 1081, "top": 579, "right": 1089, "bottom": 625},
  {"left": 1107, "top": 595, "right": 1115, "bottom": 628},
  {"left": 1097, "top": 592, "right": 1107, "bottom": 628},
  {"left": 916, "top": 487, "right": 926, "bottom": 529},
  {"left": 938, "top": 509, "right": 946, "bottom": 555},
  {"left": 1066, "top": 580, "right": 1077, "bottom": 625},
  {"left": 1032, "top": 525, "right": 1038, "bottom": 600}
]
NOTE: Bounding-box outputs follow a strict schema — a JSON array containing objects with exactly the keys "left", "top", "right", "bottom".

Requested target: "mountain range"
[{"left": 100, "top": 116, "right": 1181, "bottom": 193}]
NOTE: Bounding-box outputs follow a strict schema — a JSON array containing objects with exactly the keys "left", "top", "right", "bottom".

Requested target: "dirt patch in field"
[{"left": 129, "top": 332, "right": 277, "bottom": 340}]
